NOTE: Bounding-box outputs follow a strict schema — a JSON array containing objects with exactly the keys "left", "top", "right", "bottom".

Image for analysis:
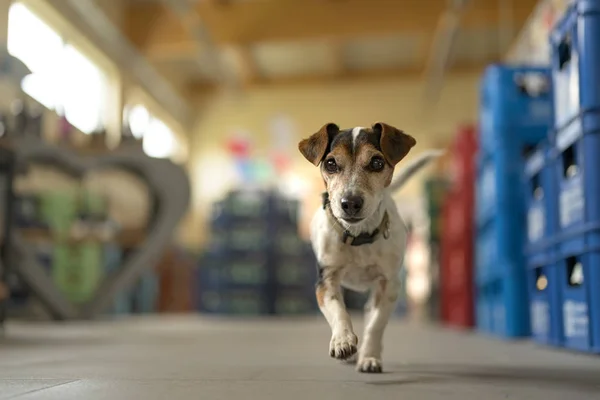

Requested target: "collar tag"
[{"left": 342, "top": 231, "right": 353, "bottom": 245}]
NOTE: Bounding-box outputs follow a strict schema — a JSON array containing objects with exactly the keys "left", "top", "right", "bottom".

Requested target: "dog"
[{"left": 298, "top": 122, "right": 442, "bottom": 373}]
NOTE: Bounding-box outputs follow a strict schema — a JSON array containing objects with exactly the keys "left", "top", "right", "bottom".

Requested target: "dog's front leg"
[
  {"left": 357, "top": 278, "right": 399, "bottom": 373},
  {"left": 315, "top": 270, "right": 358, "bottom": 360}
]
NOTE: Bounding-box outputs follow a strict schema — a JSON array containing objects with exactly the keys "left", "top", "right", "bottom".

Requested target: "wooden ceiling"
[{"left": 117, "top": 0, "right": 538, "bottom": 98}]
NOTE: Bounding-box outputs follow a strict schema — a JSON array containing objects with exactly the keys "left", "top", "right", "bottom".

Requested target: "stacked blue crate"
[
  {"left": 133, "top": 271, "right": 159, "bottom": 313},
  {"left": 475, "top": 64, "right": 553, "bottom": 338},
  {"left": 549, "top": 0, "right": 600, "bottom": 353},
  {"left": 197, "top": 190, "right": 317, "bottom": 315},
  {"left": 523, "top": 142, "right": 562, "bottom": 346},
  {"left": 272, "top": 236, "right": 318, "bottom": 315},
  {"left": 198, "top": 190, "right": 272, "bottom": 315},
  {"left": 104, "top": 243, "right": 132, "bottom": 315}
]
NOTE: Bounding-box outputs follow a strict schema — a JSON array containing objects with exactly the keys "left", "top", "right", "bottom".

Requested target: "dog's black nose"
[{"left": 341, "top": 195, "right": 364, "bottom": 216}]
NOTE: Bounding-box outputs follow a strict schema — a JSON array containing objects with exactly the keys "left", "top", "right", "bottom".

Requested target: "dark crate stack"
[
  {"left": 196, "top": 189, "right": 318, "bottom": 316},
  {"left": 475, "top": 65, "right": 553, "bottom": 338},
  {"left": 424, "top": 174, "right": 450, "bottom": 321},
  {"left": 544, "top": 0, "right": 600, "bottom": 353},
  {"left": 440, "top": 125, "right": 477, "bottom": 329},
  {"left": 0, "top": 147, "right": 15, "bottom": 326}
]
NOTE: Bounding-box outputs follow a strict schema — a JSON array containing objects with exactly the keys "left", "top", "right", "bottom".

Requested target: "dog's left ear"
[
  {"left": 298, "top": 123, "right": 340, "bottom": 166},
  {"left": 373, "top": 122, "right": 416, "bottom": 166}
]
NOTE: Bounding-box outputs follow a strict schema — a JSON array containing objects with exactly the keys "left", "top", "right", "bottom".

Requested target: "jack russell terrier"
[{"left": 298, "top": 122, "right": 442, "bottom": 373}]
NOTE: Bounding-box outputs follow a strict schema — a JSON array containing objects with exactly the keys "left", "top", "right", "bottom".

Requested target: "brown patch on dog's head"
[
  {"left": 372, "top": 122, "right": 416, "bottom": 166},
  {"left": 298, "top": 123, "right": 340, "bottom": 166},
  {"left": 298, "top": 123, "right": 416, "bottom": 230}
]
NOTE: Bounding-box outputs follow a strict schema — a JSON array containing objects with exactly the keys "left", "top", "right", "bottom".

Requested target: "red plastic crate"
[
  {"left": 445, "top": 290, "right": 474, "bottom": 328},
  {"left": 440, "top": 125, "right": 477, "bottom": 328}
]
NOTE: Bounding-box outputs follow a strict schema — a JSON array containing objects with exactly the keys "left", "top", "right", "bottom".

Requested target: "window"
[
  {"left": 125, "top": 104, "right": 179, "bottom": 159},
  {"left": 8, "top": 3, "right": 108, "bottom": 134}
]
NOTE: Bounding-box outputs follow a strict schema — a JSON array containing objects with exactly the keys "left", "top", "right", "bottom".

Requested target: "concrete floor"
[{"left": 1, "top": 315, "right": 600, "bottom": 399}]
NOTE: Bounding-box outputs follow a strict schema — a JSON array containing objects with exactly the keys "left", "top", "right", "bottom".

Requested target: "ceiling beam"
[
  {"left": 165, "top": 0, "right": 233, "bottom": 84},
  {"left": 422, "top": 0, "right": 469, "bottom": 104},
  {"left": 187, "top": 61, "right": 492, "bottom": 93},
  {"left": 124, "top": 0, "right": 538, "bottom": 57},
  {"left": 221, "top": 45, "right": 259, "bottom": 87}
]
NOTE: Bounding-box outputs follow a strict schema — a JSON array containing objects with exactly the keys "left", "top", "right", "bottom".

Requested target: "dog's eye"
[
  {"left": 369, "top": 157, "right": 385, "bottom": 171},
  {"left": 324, "top": 159, "right": 338, "bottom": 173}
]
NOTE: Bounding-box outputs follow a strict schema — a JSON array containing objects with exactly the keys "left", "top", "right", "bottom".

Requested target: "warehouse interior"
[{"left": 1, "top": 0, "right": 600, "bottom": 399}]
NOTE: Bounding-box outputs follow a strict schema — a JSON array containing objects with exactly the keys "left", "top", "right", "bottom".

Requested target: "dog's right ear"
[{"left": 298, "top": 123, "right": 339, "bottom": 166}]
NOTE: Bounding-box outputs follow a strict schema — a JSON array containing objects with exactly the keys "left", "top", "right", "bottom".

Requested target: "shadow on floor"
[{"left": 367, "top": 364, "right": 600, "bottom": 393}]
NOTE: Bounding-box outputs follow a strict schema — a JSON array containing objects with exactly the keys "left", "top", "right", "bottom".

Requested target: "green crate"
[
  {"left": 52, "top": 242, "right": 103, "bottom": 304},
  {"left": 39, "top": 191, "right": 78, "bottom": 237},
  {"left": 424, "top": 177, "right": 448, "bottom": 207},
  {"left": 80, "top": 189, "right": 108, "bottom": 220}
]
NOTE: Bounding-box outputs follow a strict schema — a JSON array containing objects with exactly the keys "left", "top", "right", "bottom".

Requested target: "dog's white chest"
[
  {"left": 340, "top": 263, "right": 387, "bottom": 291},
  {"left": 310, "top": 202, "right": 407, "bottom": 291}
]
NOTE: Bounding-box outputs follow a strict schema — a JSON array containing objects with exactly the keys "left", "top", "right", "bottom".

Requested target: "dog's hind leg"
[
  {"left": 357, "top": 278, "right": 399, "bottom": 373},
  {"left": 316, "top": 272, "right": 358, "bottom": 361}
]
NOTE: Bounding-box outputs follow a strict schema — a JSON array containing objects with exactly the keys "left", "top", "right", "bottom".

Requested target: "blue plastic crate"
[
  {"left": 475, "top": 143, "right": 528, "bottom": 228},
  {"left": 196, "top": 259, "right": 223, "bottom": 291},
  {"left": 527, "top": 251, "right": 563, "bottom": 346},
  {"left": 476, "top": 283, "right": 494, "bottom": 334},
  {"left": 197, "top": 249, "right": 271, "bottom": 291},
  {"left": 475, "top": 220, "right": 498, "bottom": 284},
  {"left": 475, "top": 157, "right": 527, "bottom": 284},
  {"left": 479, "top": 64, "right": 552, "bottom": 156},
  {"left": 197, "top": 288, "right": 272, "bottom": 315},
  {"left": 274, "top": 289, "right": 318, "bottom": 315},
  {"left": 210, "top": 220, "right": 270, "bottom": 253},
  {"left": 274, "top": 253, "right": 316, "bottom": 289},
  {"left": 220, "top": 253, "right": 271, "bottom": 289},
  {"left": 475, "top": 271, "right": 530, "bottom": 338},
  {"left": 551, "top": 0, "right": 600, "bottom": 131},
  {"left": 211, "top": 190, "right": 299, "bottom": 229},
  {"left": 524, "top": 142, "right": 559, "bottom": 261},
  {"left": 557, "top": 241, "right": 600, "bottom": 353},
  {"left": 552, "top": 116, "right": 600, "bottom": 255},
  {"left": 134, "top": 271, "right": 159, "bottom": 314}
]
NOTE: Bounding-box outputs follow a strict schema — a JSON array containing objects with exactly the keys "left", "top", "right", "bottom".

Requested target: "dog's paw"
[
  {"left": 356, "top": 357, "right": 382, "bottom": 373},
  {"left": 329, "top": 331, "right": 358, "bottom": 360}
]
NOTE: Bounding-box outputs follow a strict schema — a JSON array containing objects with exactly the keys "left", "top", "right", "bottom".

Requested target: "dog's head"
[{"left": 298, "top": 122, "right": 416, "bottom": 225}]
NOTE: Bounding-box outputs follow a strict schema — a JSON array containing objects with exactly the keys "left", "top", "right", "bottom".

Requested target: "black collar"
[{"left": 321, "top": 192, "right": 390, "bottom": 247}]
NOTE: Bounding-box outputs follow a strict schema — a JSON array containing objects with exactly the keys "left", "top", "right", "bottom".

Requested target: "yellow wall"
[{"left": 184, "top": 73, "right": 481, "bottom": 248}]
